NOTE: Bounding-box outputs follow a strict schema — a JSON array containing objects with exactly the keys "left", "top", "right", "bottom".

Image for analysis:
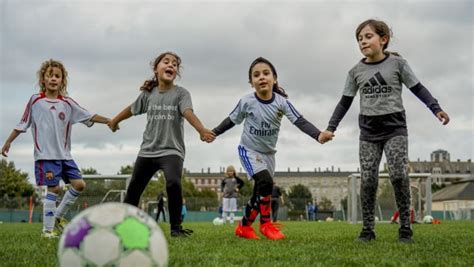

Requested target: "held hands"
[
  {"left": 436, "top": 111, "right": 450, "bottom": 125},
  {"left": 108, "top": 118, "right": 120, "bottom": 132},
  {"left": 318, "top": 130, "right": 335, "bottom": 144},
  {"left": 1, "top": 142, "right": 11, "bottom": 157},
  {"left": 200, "top": 128, "right": 216, "bottom": 143}
]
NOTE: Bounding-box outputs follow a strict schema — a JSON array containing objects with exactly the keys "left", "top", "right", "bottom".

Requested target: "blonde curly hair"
[{"left": 37, "top": 59, "right": 68, "bottom": 96}]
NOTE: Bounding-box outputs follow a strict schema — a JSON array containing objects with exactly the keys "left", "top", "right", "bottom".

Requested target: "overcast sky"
[{"left": 1, "top": 0, "right": 472, "bottom": 182}]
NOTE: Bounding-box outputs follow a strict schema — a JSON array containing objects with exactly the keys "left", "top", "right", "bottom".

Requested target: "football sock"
[
  {"left": 44, "top": 192, "right": 57, "bottom": 231},
  {"left": 241, "top": 201, "right": 259, "bottom": 226},
  {"left": 56, "top": 187, "right": 81, "bottom": 219},
  {"left": 259, "top": 195, "right": 271, "bottom": 224}
]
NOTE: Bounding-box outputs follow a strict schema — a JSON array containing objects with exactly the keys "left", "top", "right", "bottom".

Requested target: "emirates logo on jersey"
[{"left": 58, "top": 112, "right": 66, "bottom": 121}]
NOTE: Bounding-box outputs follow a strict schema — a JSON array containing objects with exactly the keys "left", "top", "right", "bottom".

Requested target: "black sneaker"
[
  {"left": 399, "top": 227, "right": 414, "bottom": 243},
  {"left": 170, "top": 225, "right": 194, "bottom": 237},
  {"left": 356, "top": 228, "right": 376, "bottom": 242}
]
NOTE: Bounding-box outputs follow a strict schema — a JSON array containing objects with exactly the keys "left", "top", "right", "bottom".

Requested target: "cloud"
[{"left": 1, "top": 0, "right": 472, "bottom": 182}]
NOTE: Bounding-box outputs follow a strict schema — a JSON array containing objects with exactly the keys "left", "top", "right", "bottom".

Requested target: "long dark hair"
[
  {"left": 248, "top": 57, "right": 288, "bottom": 98},
  {"left": 140, "top": 52, "right": 182, "bottom": 91}
]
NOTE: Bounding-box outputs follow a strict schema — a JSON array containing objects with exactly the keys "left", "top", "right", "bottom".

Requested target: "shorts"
[
  {"left": 238, "top": 145, "right": 275, "bottom": 179},
  {"left": 35, "top": 160, "right": 82, "bottom": 186},
  {"left": 223, "top": 198, "right": 238, "bottom": 212}
]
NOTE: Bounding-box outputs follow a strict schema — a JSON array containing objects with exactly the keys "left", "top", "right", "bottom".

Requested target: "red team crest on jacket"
[{"left": 58, "top": 111, "right": 66, "bottom": 121}]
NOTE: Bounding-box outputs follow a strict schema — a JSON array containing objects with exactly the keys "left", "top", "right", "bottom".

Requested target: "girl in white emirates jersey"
[
  {"left": 212, "top": 57, "right": 329, "bottom": 240},
  {"left": 1, "top": 59, "right": 110, "bottom": 238}
]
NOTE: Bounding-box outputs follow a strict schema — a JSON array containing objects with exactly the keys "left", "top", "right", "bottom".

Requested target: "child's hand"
[
  {"left": 318, "top": 130, "right": 335, "bottom": 144},
  {"left": 200, "top": 128, "right": 216, "bottom": 143},
  {"left": 1, "top": 142, "right": 11, "bottom": 157},
  {"left": 108, "top": 119, "right": 120, "bottom": 132},
  {"left": 436, "top": 111, "right": 450, "bottom": 125}
]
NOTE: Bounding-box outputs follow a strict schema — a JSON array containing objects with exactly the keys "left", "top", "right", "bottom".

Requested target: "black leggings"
[{"left": 125, "top": 155, "right": 183, "bottom": 227}]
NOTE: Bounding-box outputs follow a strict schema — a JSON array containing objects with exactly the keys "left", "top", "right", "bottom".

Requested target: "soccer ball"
[
  {"left": 423, "top": 215, "right": 434, "bottom": 224},
  {"left": 212, "top": 217, "right": 224, "bottom": 226},
  {"left": 57, "top": 202, "right": 168, "bottom": 267}
]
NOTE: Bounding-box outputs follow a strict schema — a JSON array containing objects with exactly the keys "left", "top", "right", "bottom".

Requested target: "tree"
[
  {"left": 432, "top": 183, "right": 446, "bottom": 193},
  {"left": 377, "top": 180, "right": 397, "bottom": 211},
  {"left": 319, "top": 197, "right": 334, "bottom": 211},
  {"left": 181, "top": 176, "right": 200, "bottom": 198},
  {"left": 287, "top": 184, "right": 312, "bottom": 211},
  {"left": 118, "top": 164, "right": 134, "bottom": 175},
  {"left": 195, "top": 188, "right": 219, "bottom": 211},
  {"left": 81, "top": 168, "right": 124, "bottom": 198},
  {"left": 81, "top": 180, "right": 108, "bottom": 197},
  {"left": 0, "top": 159, "right": 34, "bottom": 198},
  {"left": 238, "top": 179, "right": 254, "bottom": 198},
  {"left": 81, "top": 167, "right": 98, "bottom": 175},
  {"left": 142, "top": 172, "right": 166, "bottom": 198}
]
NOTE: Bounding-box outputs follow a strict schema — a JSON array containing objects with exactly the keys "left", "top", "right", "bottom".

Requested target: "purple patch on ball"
[{"left": 64, "top": 218, "right": 92, "bottom": 248}]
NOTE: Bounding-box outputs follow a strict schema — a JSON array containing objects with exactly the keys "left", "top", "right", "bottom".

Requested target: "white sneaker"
[{"left": 41, "top": 230, "right": 60, "bottom": 238}]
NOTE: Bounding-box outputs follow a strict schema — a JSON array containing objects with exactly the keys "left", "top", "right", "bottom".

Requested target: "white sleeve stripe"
[
  {"left": 286, "top": 100, "right": 301, "bottom": 118},
  {"left": 229, "top": 100, "right": 241, "bottom": 116}
]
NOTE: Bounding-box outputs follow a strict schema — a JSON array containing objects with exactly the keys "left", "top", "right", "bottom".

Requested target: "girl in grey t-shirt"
[
  {"left": 320, "top": 19, "right": 450, "bottom": 243},
  {"left": 109, "top": 52, "right": 215, "bottom": 237}
]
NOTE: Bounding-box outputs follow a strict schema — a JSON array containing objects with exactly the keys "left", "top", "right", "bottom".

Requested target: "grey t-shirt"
[
  {"left": 221, "top": 177, "right": 240, "bottom": 198},
  {"left": 343, "top": 54, "right": 419, "bottom": 116},
  {"left": 131, "top": 85, "right": 193, "bottom": 159}
]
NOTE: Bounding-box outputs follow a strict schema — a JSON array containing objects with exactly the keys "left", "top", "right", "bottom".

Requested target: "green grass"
[{"left": 0, "top": 221, "right": 473, "bottom": 266}]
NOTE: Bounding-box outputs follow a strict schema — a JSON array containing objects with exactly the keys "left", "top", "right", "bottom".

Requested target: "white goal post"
[{"left": 348, "top": 173, "right": 473, "bottom": 224}]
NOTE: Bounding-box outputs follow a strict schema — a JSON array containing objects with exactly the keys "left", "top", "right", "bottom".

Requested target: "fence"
[{"left": 1, "top": 195, "right": 342, "bottom": 223}]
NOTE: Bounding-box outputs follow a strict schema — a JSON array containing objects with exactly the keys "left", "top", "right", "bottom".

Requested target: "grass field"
[{"left": 0, "top": 221, "right": 473, "bottom": 266}]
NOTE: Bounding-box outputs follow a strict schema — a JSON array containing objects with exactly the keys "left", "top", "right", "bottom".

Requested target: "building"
[
  {"left": 431, "top": 179, "right": 474, "bottom": 220},
  {"left": 184, "top": 167, "right": 353, "bottom": 210},
  {"left": 401, "top": 150, "right": 473, "bottom": 185},
  {"left": 432, "top": 179, "right": 474, "bottom": 210}
]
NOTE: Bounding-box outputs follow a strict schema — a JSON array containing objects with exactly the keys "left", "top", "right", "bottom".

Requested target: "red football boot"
[
  {"left": 260, "top": 222, "right": 285, "bottom": 240},
  {"left": 235, "top": 223, "right": 260, "bottom": 239}
]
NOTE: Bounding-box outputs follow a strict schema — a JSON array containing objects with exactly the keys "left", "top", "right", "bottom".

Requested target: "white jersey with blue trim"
[
  {"left": 229, "top": 92, "right": 301, "bottom": 154},
  {"left": 15, "top": 93, "right": 94, "bottom": 160}
]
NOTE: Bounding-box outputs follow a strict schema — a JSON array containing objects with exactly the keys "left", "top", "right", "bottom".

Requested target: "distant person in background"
[
  {"left": 271, "top": 182, "right": 284, "bottom": 222},
  {"left": 218, "top": 204, "right": 223, "bottom": 219},
  {"left": 306, "top": 202, "right": 315, "bottom": 221},
  {"left": 155, "top": 192, "right": 166, "bottom": 222},
  {"left": 391, "top": 207, "right": 416, "bottom": 224},
  {"left": 220, "top": 165, "right": 244, "bottom": 224},
  {"left": 181, "top": 198, "right": 187, "bottom": 222},
  {"left": 313, "top": 201, "right": 319, "bottom": 221}
]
